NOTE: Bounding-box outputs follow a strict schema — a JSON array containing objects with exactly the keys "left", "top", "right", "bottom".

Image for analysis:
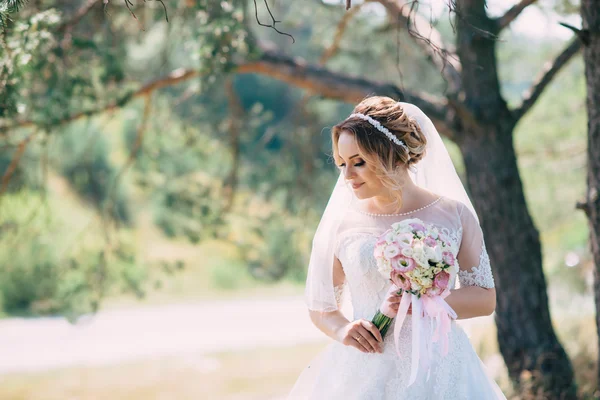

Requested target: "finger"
[
  {"left": 361, "top": 328, "right": 381, "bottom": 353},
  {"left": 358, "top": 326, "right": 379, "bottom": 353},
  {"left": 348, "top": 333, "right": 369, "bottom": 353},
  {"left": 353, "top": 336, "right": 370, "bottom": 353},
  {"left": 361, "top": 320, "right": 384, "bottom": 343}
]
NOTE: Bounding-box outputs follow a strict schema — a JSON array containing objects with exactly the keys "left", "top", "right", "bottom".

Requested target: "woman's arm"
[
  {"left": 448, "top": 204, "right": 497, "bottom": 319},
  {"left": 308, "top": 256, "right": 383, "bottom": 354},
  {"left": 445, "top": 286, "right": 496, "bottom": 319}
]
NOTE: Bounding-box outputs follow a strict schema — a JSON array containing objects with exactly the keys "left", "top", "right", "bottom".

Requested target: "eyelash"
[{"left": 338, "top": 161, "right": 365, "bottom": 168}]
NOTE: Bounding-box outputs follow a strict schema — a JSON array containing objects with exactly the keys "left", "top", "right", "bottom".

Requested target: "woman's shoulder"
[{"left": 436, "top": 196, "right": 471, "bottom": 215}]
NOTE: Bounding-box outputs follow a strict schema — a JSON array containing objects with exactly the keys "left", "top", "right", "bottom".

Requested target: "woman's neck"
[{"left": 366, "top": 181, "right": 436, "bottom": 215}]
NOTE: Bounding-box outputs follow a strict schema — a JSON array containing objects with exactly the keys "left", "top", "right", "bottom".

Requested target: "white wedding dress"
[{"left": 288, "top": 196, "right": 506, "bottom": 400}]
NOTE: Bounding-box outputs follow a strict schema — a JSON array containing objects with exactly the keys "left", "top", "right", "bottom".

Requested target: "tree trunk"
[
  {"left": 459, "top": 126, "right": 577, "bottom": 399},
  {"left": 455, "top": 1, "right": 576, "bottom": 397},
  {"left": 581, "top": 0, "right": 600, "bottom": 390}
]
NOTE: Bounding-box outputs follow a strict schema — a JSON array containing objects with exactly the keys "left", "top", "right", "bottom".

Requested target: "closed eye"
[{"left": 338, "top": 161, "right": 365, "bottom": 168}]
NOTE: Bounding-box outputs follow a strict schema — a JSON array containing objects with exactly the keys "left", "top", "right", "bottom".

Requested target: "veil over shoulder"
[{"left": 304, "top": 102, "right": 479, "bottom": 314}]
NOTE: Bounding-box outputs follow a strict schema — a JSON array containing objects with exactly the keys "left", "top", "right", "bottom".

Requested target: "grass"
[{"left": 0, "top": 341, "right": 329, "bottom": 400}]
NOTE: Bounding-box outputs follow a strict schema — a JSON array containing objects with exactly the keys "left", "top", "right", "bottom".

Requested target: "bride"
[{"left": 287, "top": 96, "right": 506, "bottom": 399}]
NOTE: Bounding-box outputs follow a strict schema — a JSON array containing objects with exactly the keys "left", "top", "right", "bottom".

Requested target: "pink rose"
[
  {"left": 433, "top": 271, "right": 450, "bottom": 290},
  {"left": 391, "top": 271, "right": 411, "bottom": 291},
  {"left": 438, "top": 233, "right": 451, "bottom": 248},
  {"left": 392, "top": 255, "right": 416, "bottom": 273},
  {"left": 424, "top": 236, "right": 437, "bottom": 248},
  {"left": 409, "top": 223, "right": 426, "bottom": 233},
  {"left": 442, "top": 251, "right": 455, "bottom": 266}
]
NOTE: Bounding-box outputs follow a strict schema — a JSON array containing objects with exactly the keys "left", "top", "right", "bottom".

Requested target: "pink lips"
[{"left": 352, "top": 182, "right": 364, "bottom": 190}]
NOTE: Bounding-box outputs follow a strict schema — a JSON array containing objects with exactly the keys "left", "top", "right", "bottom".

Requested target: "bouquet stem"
[{"left": 372, "top": 310, "right": 394, "bottom": 338}]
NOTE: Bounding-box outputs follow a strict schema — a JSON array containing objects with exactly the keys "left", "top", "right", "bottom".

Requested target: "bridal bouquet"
[{"left": 371, "top": 218, "right": 458, "bottom": 385}]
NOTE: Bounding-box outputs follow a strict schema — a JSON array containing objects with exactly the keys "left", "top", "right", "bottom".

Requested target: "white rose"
[
  {"left": 401, "top": 247, "right": 414, "bottom": 257},
  {"left": 424, "top": 245, "right": 437, "bottom": 261},
  {"left": 434, "top": 246, "right": 443, "bottom": 262},
  {"left": 377, "top": 259, "right": 392, "bottom": 277},
  {"left": 420, "top": 277, "right": 433, "bottom": 287},
  {"left": 385, "top": 231, "right": 395, "bottom": 243},
  {"left": 417, "top": 254, "right": 430, "bottom": 268}
]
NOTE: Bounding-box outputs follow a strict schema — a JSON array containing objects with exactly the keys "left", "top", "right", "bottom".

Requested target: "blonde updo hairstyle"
[{"left": 332, "top": 96, "right": 428, "bottom": 211}]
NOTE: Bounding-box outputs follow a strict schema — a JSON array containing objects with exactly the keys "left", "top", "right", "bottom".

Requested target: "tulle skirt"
[{"left": 287, "top": 316, "right": 506, "bottom": 400}]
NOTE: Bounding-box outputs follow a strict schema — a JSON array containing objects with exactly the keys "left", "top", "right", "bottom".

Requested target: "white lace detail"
[
  {"left": 440, "top": 226, "right": 462, "bottom": 253},
  {"left": 458, "top": 242, "right": 495, "bottom": 288},
  {"left": 334, "top": 283, "right": 346, "bottom": 305}
]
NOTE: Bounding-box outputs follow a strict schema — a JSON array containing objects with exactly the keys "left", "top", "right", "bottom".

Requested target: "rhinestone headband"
[{"left": 348, "top": 113, "right": 410, "bottom": 156}]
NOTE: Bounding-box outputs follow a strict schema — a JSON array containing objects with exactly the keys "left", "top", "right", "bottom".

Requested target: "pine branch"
[{"left": 0, "top": 0, "right": 29, "bottom": 30}]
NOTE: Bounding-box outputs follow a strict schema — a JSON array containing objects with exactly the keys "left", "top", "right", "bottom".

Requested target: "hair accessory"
[{"left": 348, "top": 113, "right": 410, "bottom": 156}]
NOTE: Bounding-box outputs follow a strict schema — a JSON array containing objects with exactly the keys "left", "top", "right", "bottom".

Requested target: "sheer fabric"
[{"left": 287, "top": 197, "right": 504, "bottom": 399}]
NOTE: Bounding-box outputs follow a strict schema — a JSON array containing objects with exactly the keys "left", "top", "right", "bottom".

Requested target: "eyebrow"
[{"left": 336, "top": 154, "right": 361, "bottom": 163}]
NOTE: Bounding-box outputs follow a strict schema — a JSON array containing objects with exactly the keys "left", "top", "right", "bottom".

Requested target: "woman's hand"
[
  {"left": 384, "top": 290, "right": 412, "bottom": 315},
  {"left": 336, "top": 319, "right": 383, "bottom": 354}
]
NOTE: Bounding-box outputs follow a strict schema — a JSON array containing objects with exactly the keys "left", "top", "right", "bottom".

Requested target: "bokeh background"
[{"left": 0, "top": 0, "right": 597, "bottom": 399}]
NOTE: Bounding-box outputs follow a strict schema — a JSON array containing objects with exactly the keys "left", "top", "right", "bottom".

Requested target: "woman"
[{"left": 288, "top": 96, "right": 505, "bottom": 399}]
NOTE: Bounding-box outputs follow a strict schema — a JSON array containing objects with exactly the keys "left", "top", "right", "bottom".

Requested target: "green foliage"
[
  {"left": 0, "top": 134, "right": 44, "bottom": 192},
  {"left": 53, "top": 122, "right": 131, "bottom": 224},
  {"left": 0, "top": 191, "right": 145, "bottom": 320},
  {"left": 1, "top": 8, "right": 60, "bottom": 119},
  {"left": 154, "top": 174, "right": 227, "bottom": 243},
  {"left": 229, "top": 207, "right": 313, "bottom": 283},
  {"left": 0, "top": 0, "right": 28, "bottom": 30},
  {"left": 0, "top": 0, "right": 593, "bottom": 311},
  {"left": 209, "top": 257, "right": 255, "bottom": 290}
]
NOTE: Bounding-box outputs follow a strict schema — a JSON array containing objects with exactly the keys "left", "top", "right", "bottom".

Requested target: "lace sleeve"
[
  {"left": 334, "top": 283, "right": 346, "bottom": 306},
  {"left": 457, "top": 204, "right": 495, "bottom": 289}
]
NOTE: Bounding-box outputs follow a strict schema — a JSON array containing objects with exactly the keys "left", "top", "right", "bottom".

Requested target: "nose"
[{"left": 343, "top": 165, "right": 356, "bottom": 180}]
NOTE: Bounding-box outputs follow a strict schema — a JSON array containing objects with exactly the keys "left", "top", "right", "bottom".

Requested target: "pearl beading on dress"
[{"left": 356, "top": 196, "right": 443, "bottom": 217}]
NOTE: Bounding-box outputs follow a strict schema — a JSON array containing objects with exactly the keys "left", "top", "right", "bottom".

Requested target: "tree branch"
[
  {"left": 104, "top": 94, "right": 151, "bottom": 225},
  {"left": 239, "top": 49, "right": 451, "bottom": 135},
  {"left": 0, "top": 132, "right": 35, "bottom": 196},
  {"left": 496, "top": 0, "right": 538, "bottom": 31},
  {"left": 373, "top": 0, "right": 462, "bottom": 92},
  {"left": 0, "top": 68, "right": 200, "bottom": 132},
  {"left": 57, "top": 0, "right": 101, "bottom": 32},
  {"left": 320, "top": 3, "right": 363, "bottom": 64},
  {"left": 223, "top": 77, "right": 242, "bottom": 213},
  {"left": 2, "top": 51, "right": 451, "bottom": 137},
  {"left": 512, "top": 38, "right": 582, "bottom": 122}
]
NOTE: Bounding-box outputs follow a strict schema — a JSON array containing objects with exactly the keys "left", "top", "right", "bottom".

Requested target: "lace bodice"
[{"left": 332, "top": 197, "right": 494, "bottom": 318}]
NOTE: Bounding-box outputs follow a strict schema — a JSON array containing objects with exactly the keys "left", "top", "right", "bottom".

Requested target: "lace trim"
[
  {"left": 458, "top": 242, "right": 495, "bottom": 288},
  {"left": 334, "top": 283, "right": 346, "bottom": 305}
]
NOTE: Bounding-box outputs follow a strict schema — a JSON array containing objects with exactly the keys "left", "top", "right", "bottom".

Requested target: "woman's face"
[{"left": 335, "top": 131, "right": 387, "bottom": 200}]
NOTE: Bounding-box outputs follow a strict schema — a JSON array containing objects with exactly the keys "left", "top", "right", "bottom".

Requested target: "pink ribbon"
[{"left": 380, "top": 285, "right": 457, "bottom": 386}]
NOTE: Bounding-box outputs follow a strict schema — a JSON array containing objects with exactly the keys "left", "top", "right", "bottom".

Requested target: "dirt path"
[{"left": 0, "top": 296, "right": 324, "bottom": 375}]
